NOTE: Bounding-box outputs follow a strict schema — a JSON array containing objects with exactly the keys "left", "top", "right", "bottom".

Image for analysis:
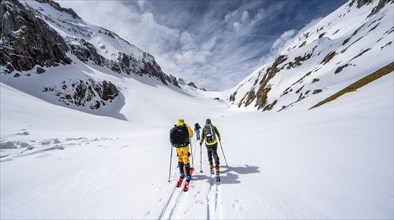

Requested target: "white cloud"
[
  {"left": 179, "top": 31, "right": 196, "bottom": 51},
  {"left": 175, "top": 50, "right": 212, "bottom": 67},
  {"left": 137, "top": 0, "right": 147, "bottom": 10},
  {"left": 233, "top": 21, "right": 241, "bottom": 31},
  {"left": 241, "top": 11, "right": 250, "bottom": 23},
  {"left": 224, "top": 8, "right": 268, "bottom": 36}
]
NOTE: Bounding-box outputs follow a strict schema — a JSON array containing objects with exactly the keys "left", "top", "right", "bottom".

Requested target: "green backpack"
[{"left": 204, "top": 124, "right": 216, "bottom": 144}]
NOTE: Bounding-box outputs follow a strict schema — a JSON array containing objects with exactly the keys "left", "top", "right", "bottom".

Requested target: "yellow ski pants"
[{"left": 176, "top": 146, "right": 190, "bottom": 164}]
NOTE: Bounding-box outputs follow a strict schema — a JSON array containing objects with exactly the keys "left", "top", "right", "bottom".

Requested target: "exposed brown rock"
[
  {"left": 254, "top": 55, "right": 287, "bottom": 110},
  {"left": 335, "top": 64, "right": 350, "bottom": 74},
  {"left": 36, "top": 67, "right": 46, "bottom": 74},
  {"left": 320, "top": 51, "right": 336, "bottom": 65}
]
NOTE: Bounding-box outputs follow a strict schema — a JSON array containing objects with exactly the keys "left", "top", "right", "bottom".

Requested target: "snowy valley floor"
[{"left": 1, "top": 73, "right": 393, "bottom": 219}]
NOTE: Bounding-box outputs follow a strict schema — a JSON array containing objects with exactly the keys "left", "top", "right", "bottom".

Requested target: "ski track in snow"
[
  {"left": 158, "top": 184, "right": 178, "bottom": 219},
  {"left": 159, "top": 140, "right": 201, "bottom": 220},
  {"left": 207, "top": 170, "right": 224, "bottom": 219},
  {"left": 158, "top": 139, "right": 227, "bottom": 220},
  {"left": 159, "top": 178, "right": 188, "bottom": 220}
]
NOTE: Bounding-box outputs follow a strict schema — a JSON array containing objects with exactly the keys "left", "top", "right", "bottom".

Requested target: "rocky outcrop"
[
  {"left": 255, "top": 55, "right": 287, "bottom": 110},
  {"left": 349, "top": 0, "right": 392, "bottom": 12},
  {"left": 99, "top": 81, "right": 119, "bottom": 101},
  {"left": 35, "top": 0, "right": 80, "bottom": 19},
  {"left": 349, "top": 0, "right": 373, "bottom": 8},
  {"left": 369, "top": 0, "right": 394, "bottom": 16},
  {"left": 140, "top": 53, "right": 169, "bottom": 85},
  {"left": 187, "top": 82, "right": 197, "bottom": 89},
  {"left": 0, "top": 0, "right": 71, "bottom": 73},
  {"left": 236, "top": 55, "right": 288, "bottom": 110},
  {"left": 320, "top": 51, "right": 337, "bottom": 65},
  {"left": 43, "top": 79, "right": 119, "bottom": 110}
]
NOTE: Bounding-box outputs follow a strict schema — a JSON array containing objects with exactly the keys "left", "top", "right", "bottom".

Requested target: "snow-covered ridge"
[
  {"left": 21, "top": 0, "right": 144, "bottom": 61},
  {"left": 19, "top": 0, "right": 178, "bottom": 85},
  {"left": 230, "top": 0, "right": 394, "bottom": 112}
]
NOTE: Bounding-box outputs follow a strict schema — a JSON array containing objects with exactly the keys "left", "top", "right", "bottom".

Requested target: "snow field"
[{"left": 1, "top": 71, "right": 393, "bottom": 219}]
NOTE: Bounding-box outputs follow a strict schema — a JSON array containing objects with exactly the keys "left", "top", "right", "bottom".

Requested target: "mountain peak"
[
  {"left": 349, "top": 0, "right": 373, "bottom": 8},
  {"left": 35, "top": 0, "right": 80, "bottom": 19}
]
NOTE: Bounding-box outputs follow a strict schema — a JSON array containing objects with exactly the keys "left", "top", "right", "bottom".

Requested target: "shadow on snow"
[{"left": 192, "top": 164, "right": 260, "bottom": 185}]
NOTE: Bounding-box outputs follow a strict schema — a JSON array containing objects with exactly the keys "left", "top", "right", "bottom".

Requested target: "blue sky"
[{"left": 57, "top": 0, "right": 347, "bottom": 91}]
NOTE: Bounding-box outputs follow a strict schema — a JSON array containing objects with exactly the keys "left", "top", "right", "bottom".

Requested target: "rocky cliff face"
[{"left": 0, "top": 0, "right": 71, "bottom": 73}]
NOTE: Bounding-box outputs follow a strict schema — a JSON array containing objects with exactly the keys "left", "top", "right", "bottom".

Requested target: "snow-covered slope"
[
  {"left": 230, "top": 0, "right": 394, "bottom": 111},
  {"left": 1, "top": 62, "right": 392, "bottom": 219}
]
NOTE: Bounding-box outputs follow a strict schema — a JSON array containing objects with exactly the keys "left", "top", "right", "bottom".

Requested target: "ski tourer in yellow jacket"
[{"left": 175, "top": 119, "right": 193, "bottom": 180}]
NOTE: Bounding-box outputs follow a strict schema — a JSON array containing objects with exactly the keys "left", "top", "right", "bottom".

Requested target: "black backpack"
[
  {"left": 204, "top": 125, "right": 216, "bottom": 144},
  {"left": 194, "top": 123, "right": 200, "bottom": 130},
  {"left": 170, "top": 124, "right": 190, "bottom": 147}
]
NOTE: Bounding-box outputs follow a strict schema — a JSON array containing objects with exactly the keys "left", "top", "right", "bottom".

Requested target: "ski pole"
[
  {"left": 219, "top": 140, "right": 228, "bottom": 166},
  {"left": 200, "top": 142, "right": 203, "bottom": 173},
  {"left": 168, "top": 145, "right": 173, "bottom": 182},
  {"left": 189, "top": 139, "right": 194, "bottom": 168}
]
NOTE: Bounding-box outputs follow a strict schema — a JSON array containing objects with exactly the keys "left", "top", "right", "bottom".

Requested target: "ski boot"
[
  {"left": 185, "top": 164, "right": 191, "bottom": 182},
  {"left": 210, "top": 163, "right": 214, "bottom": 174},
  {"left": 176, "top": 162, "right": 185, "bottom": 187}
]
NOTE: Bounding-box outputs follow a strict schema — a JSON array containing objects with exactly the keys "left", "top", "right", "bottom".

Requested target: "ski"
[
  {"left": 183, "top": 181, "right": 191, "bottom": 192},
  {"left": 216, "top": 174, "right": 221, "bottom": 182},
  {"left": 183, "top": 167, "right": 194, "bottom": 192},
  {"left": 216, "top": 168, "right": 221, "bottom": 182}
]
